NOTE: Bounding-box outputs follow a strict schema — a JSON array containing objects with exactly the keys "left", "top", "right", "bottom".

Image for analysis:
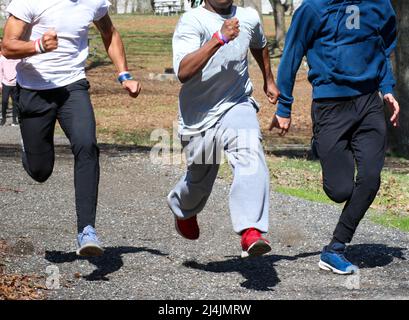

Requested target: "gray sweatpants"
[{"left": 167, "top": 102, "right": 269, "bottom": 234}]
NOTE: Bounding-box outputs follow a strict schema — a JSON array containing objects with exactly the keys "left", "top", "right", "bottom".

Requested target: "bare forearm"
[
  {"left": 2, "top": 16, "right": 38, "bottom": 59},
  {"left": 178, "top": 37, "right": 222, "bottom": 83},
  {"left": 2, "top": 39, "right": 37, "bottom": 59},
  {"left": 251, "top": 46, "right": 274, "bottom": 84},
  {"left": 102, "top": 28, "right": 128, "bottom": 73}
]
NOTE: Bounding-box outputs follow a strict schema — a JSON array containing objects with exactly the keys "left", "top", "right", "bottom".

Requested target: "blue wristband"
[{"left": 118, "top": 72, "right": 134, "bottom": 84}]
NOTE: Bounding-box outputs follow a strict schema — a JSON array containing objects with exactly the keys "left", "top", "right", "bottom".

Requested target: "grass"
[
  {"left": 371, "top": 214, "right": 409, "bottom": 232},
  {"left": 275, "top": 186, "right": 333, "bottom": 204},
  {"left": 97, "top": 127, "right": 155, "bottom": 146},
  {"left": 219, "top": 154, "right": 409, "bottom": 231},
  {"left": 88, "top": 15, "right": 176, "bottom": 70}
]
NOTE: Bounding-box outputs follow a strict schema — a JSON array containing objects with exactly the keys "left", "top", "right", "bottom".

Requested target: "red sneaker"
[
  {"left": 241, "top": 228, "right": 271, "bottom": 258},
  {"left": 175, "top": 215, "right": 200, "bottom": 240}
]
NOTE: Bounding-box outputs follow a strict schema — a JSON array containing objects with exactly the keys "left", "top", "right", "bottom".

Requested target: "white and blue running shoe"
[
  {"left": 319, "top": 243, "right": 358, "bottom": 275},
  {"left": 76, "top": 225, "right": 104, "bottom": 257}
]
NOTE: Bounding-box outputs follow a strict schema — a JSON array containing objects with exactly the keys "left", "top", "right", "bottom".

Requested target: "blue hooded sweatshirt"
[{"left": 276, "top": 0, "right": 397, "bottom": 118}]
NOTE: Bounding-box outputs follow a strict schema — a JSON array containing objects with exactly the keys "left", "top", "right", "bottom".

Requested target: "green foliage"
[
  {"left": 218, "top": 155, "right": 409, "bottom": 232},
  {"left": 371, "top": 214, "right": 409, "bottom": 232}
]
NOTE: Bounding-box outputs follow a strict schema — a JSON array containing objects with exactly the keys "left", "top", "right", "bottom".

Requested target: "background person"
[{"left": 0, "top": 37, "right": 20, "bottom": 127}]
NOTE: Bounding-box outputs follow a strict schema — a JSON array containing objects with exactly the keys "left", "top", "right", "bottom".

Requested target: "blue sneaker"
[
  {"left": 318, "top": 243, "right": 358, "bottom": 275},
  {"left": 76, "top": 225, "right": 104, "bottom": 257}
]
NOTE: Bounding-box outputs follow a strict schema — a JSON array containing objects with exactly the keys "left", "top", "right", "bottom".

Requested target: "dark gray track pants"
[
  {"left": 17, "top": 79, "right": 100, "bottom": 232},
  {"left": 312, "top": 91, "right": 387, "bottom": 244}
]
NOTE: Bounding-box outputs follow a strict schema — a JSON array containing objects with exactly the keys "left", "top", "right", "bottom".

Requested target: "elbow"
[
  {"left": 178, "top": 75, "right": 188, "bottom": 84},
  {"left": 177, "top": 70, "right": 190, "bottom": 84},
  {"left": 1, "top": 41, "right": 16, "bottom": 59},
  {"left": 2, "top": 51, "right": 14, "bottom": 59}
]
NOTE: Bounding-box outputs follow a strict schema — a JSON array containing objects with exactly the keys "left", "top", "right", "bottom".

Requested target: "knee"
[
  {"left": 72, "top": 140, "right": 99, "bottom": 159},
  {"left": 24, "top": 162, "right": 53, "bottom": 183},
  {"left": 358, "top": 171, "right": 381, "bottom": 195},
  {"left": 22, "top": 153, "right": 53, "bottom": 183},
  {"left": 324, "top": 183, "right": 353, "bottom": 203}
]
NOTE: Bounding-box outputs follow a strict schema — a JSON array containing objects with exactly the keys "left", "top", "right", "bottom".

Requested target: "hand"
[
  {"left": 41, "top": 29, "right": 58, "bottom": 52},
  {"left": 264, "top": 80, "right": 280, "bottom": 105},
  {"left": 384, "top": 93, "right": 400, "bottom": 127},
  {"left": 122, "top": 80, "right": 141, "bottom": 98},
  {"left": 220, "top": 18, "right": 240, "bottom": 42},
  {"left": 269, "top": 114, "right": 291, "bottom": 136}
]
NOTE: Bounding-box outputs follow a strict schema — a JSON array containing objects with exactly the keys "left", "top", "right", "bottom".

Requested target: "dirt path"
[{"left": 1, "top": 139, "right": 408, "bottom": 300}]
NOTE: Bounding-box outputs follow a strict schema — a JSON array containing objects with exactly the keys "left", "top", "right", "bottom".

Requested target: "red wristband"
[{"left": 212, "top": 32, "right": 225, "bottom": 46}]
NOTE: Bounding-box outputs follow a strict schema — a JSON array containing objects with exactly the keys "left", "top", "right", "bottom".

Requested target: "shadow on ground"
[
  {"left": 183, "top": 251, "right": 320, "bottom": 292},
  {"left": 347, "top": 243, "right": 407, "bottom": 268},
  {"left": 183, "top": 244, "right": 407, "bottom": 291},
  {"left": 45, "top": 246, "right": 168, "bottom": 281}
]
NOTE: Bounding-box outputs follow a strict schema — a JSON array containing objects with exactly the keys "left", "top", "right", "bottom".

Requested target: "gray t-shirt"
[{"left": 173, "top": 5, "right": 267, "bottom": 135}]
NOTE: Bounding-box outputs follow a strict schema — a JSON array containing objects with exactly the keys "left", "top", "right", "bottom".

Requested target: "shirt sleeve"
[
  {"left": 172, "top": 14, "right": 202, "bottom": 79},
  {"left": 276, "top": 2, "right": 320, "bottom": 118},
  {"left": 378, "top": 2, "right": 397, "bottom": 96},
  {"left": 94, "top": 0, "right": 111, "bottom": 21},
  {"left": 6, "top": 0, "right": 36, "bottom": 23},
  {"left": 249, "top": 8, "right": 267, "bottom": 49}
]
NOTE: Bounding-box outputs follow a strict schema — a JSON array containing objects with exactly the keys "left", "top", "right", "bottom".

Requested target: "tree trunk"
[
  {"left": 389, "top": 1, "right": 409, "bottom": 157},
  {"left": 110, "top": 0, "right": 118, "bottom": 14},
  {"left": 136, "top": 0, "right": 153, "bottom": 13},
  {"left": 270, "top": 0, "right": 286, "bottom": 47},
  {"left": 243, "top": 0, "right": 262, "bottom": 13},
  {"left": 241, "top": 0, "right": 263, "bottom": 65},
  {"left": 235, "top": 0, "right": 245, "bottom": 7}
]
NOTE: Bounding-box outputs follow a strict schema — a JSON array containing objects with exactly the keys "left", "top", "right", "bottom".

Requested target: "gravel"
[{"left": 0, "top": 130, "right": 408, "bottom": 300}]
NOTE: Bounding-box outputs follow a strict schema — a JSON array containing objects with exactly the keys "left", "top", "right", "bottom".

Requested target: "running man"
[
  {"left": 2, "top": 0, "right": 141, "bottom": 256},
  {"left": 272, "top": 0, "right": 399, "bottom": 274},
  {"left": 168, "top": 0, "right": 280, "bottom": 257}
]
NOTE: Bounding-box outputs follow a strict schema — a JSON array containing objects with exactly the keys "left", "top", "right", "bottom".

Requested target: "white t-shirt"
[
  {"left": 7, "top": 0, "right": 110, "bottom": 90},
  {"left": 173, "top": 6, "right": 267, "bottom": 135}
]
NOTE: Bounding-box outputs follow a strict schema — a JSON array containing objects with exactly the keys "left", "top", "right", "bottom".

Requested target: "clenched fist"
[
  {"left": 220, "top": 18, "right": 240, "bottom": 43},
  {"left": 41, "top": 29, "right": 58, "bottom": 52},
  {"left": 122, "top": 80, "right": 142, "bottom": 98},
  {"left": 269, "top": 114, "right": 291, "bottom": 136}
]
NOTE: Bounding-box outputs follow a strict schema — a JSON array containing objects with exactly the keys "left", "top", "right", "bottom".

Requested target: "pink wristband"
[
  {"left": 34, "top": 38, "right": 46, "bottom": 54},
  {"left": 218, "top": 31, "right": 229, "bottom": 44}
]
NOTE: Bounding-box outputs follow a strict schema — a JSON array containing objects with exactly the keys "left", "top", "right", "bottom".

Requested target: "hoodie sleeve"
[
  {"left": 378, "top": 2, "right": 397, "bottom": 96},
  {"left": 276, "top": 2, "right": 320, "bottom": 118}
]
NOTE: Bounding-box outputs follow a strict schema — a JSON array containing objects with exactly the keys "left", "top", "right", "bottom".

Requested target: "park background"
[{"left": 0, "top": 0, "right": 408, "bottom": 300}]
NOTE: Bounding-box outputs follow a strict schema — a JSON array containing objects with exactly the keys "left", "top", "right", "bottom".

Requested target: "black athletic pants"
[
  {"left": 17, "top": 79, "right": 100, "bottom": 232},
  {"left": 2, "top": 84, "right": 19, "bottom": 123},
  {"left": 312, "top": 91, "right": 387, "bottom": 244}
]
